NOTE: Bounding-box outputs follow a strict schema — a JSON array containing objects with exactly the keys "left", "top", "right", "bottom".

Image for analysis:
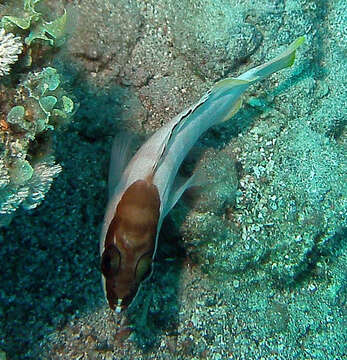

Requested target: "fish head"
[
  {"left": 101, "top": 179, "right": 160, "bottom": 312},
  {"left": 101, "top": 228, "right": 155, "bottom": 312}
]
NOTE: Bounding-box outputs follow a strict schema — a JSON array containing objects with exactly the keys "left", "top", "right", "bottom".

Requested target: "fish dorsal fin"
[
  {"left": 151, "top": 91, "right": 211, "bottom": 175},
  {"left": 212, "top": 77, "right": 251, "bottom": 91}
]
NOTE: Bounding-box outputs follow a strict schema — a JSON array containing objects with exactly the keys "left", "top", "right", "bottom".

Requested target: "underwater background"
[{"left": 0, "top": 0, "right": 346, "bottom": 359}]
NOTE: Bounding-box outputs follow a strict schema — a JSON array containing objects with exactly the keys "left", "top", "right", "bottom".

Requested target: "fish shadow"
[{"left": 0, "top": 66, "right": 133, "bottom": 359}]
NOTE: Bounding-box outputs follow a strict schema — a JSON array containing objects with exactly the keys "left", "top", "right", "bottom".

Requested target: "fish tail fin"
[
  {"left": 208, "top": 37, "right": 304, "bottom": 124},
  {"left": 238, "top": 36, "right": 305, "bottom": 81}
]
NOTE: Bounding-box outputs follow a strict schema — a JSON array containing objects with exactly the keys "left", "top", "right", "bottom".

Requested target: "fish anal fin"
[{"left": 220, "top": 97, "right": 243, "bottom": 123}]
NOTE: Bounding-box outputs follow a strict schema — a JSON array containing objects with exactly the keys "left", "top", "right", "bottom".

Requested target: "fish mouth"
[
  {"left": 115, "top": 298, "right": 124, "bottom": 313},
  {"left": 111, "top": 293, "right": 134, "bottom": 312}
]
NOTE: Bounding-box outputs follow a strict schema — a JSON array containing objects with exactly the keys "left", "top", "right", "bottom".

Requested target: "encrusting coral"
[{"left": 0, "top": 66, "right": 74, "bottom": 226}]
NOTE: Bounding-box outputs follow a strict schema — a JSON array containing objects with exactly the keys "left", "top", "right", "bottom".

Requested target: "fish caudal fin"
[
  {"left": 237, "top": 36, "right": 305, "bottom": 82},
  {"left": 205, "top": 37, "right": 304, "bottom": 125}
]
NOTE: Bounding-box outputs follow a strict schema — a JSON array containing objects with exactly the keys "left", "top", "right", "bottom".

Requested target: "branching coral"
[{"left": 0, "top": 28, "right": 23, "bottom": 76}]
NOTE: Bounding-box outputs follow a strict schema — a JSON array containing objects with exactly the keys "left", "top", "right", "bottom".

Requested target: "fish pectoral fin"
[
  {"left": 108, "top": 131, "right": 137, "bottom": 198},
  {"left": 163, "top": 174, "right": 197, "bottom": 217}
]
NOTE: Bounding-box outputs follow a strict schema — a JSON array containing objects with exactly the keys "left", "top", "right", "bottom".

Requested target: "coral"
[
  {"left": 1, "top": 0, "right": 67, "bottom": 47},
  {"left": 1, "top": 0, "right": 67, "bottom": 69},
  {"left": 0, "top": 66, "right": 74, "bottom": 226},
  {"left": 0, "top": 1, "right": 72, "bottom": 227},
  {"left": 0, "top": 157, "right": 62, "bottom": 226},
  {"left": 0, "top": 28, "right": 23, "bottom": 76},
  {"left": 18, "top": 156, "right": 62, "bottom": 210}
]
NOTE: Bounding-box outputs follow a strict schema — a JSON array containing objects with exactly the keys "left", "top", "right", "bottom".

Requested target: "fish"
[{"left": 100, "top": 37, "right": 305, "bottom": 313}]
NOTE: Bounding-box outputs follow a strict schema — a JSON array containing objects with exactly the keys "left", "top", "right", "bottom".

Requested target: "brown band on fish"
[{"left": 101, "top": 179, "right": 160, "bottom": 310}]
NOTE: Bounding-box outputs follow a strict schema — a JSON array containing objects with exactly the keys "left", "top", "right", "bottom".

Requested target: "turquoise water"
[{"left": 0, "top": 0, "right": 346, "bottom": 359}]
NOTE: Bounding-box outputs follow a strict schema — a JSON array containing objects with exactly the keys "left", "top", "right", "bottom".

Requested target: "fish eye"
[
  {"left": 101, "top": 245, "right": 120, "bottom": 277},
  {"left": 135, "top": 252, "right": 152, "bottom": 283}
]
